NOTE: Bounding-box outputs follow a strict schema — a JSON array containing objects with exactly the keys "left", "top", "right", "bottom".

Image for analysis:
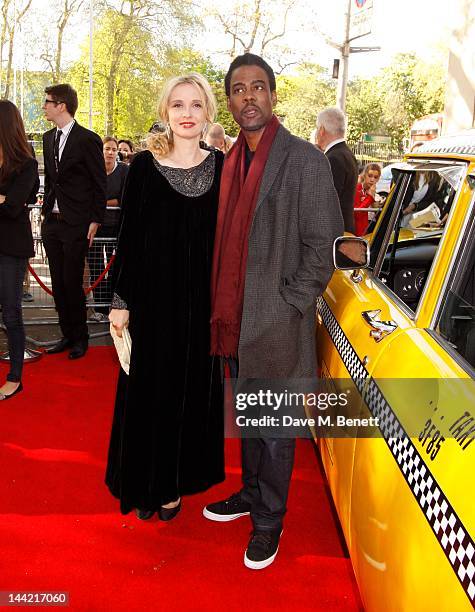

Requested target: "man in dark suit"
[
  {"left": 203, "top": 54, "right": 343, "bottom": 569},
  {"left": 42, "top": 84, "right": 106, "bottom": 359},
  {"left": 316, "top": 107, "right": 358, "bottom": 233}
]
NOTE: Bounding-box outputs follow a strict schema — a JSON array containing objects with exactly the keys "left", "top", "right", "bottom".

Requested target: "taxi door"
[
  {"left": 346, "top": 170, "right": 475, "bottom": 610},
  {"left": 317, "top": 172, "right": 416, "bottom": 549}
]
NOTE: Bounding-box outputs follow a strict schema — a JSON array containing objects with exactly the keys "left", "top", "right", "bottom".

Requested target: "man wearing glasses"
[{"left": 42, "top": 84, "right": 106, "bottom": 359}]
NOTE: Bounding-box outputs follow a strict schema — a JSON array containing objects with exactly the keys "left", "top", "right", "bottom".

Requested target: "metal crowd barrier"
[{"left": 1, "top": 204, "right": 118, "bottom": 349}]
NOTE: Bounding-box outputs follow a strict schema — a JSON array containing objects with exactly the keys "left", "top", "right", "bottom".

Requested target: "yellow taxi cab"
[{"left": 315, "top": 132, "right": 475, "bottom": 611}]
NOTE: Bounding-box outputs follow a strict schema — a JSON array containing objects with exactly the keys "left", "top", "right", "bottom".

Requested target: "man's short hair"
[
  {"left": 45, "top": 84, "right": 78, "bottom": 117},
  {"left": 208, "top": 123, "right": 225, "bottom": 139},
  {"left": 225, "top": 53, "right": 276, "bottom": 96},
  {"left": 316, "top": 107, "right": 346, "bottom": 137}
]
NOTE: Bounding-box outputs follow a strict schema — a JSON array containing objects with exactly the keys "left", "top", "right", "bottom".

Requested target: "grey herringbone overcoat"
[{"left": 238, "top": 125, "right": 344, "bottom": 379}]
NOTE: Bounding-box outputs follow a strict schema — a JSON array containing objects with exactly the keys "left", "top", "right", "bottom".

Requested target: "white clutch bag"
[{"left": 110, "top": 323, "right": 132, "bottom": 374}]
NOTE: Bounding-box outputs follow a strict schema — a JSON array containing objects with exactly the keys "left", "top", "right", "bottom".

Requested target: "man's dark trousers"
[
  {"left": 228, "top": 357, "right": 295, "bottom": 532},
  {"left": 241, "top": 437, "right": 296, "bottom": 532},
  {"left": 42, "top": 216, "right": 89, "bottom": 343}
]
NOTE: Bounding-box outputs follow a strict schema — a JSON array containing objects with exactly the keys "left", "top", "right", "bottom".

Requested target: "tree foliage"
[
  {"left": 345, "top": 53, "right": 446, "bottom": 145},
  {"left": 67, "top": 0, "right": 199, "bottom": 138},
  {"left": 0, "top": 0, "right": 33, "bottom": 98},
  {"left": 40, "top": 0, "right": 85, "bottom": 83},
  {"left": 275, "top": 64, "right": 336, "bottom": 139},
  {"left": 0, "top": 0, "right": 446, "bottom": 150},
  {"left": 205, "top": 0, "right": 316, "bottom": 73}
]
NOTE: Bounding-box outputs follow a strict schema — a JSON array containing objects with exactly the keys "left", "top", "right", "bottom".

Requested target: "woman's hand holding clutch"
[{"left": 109, "top": 308, "right": 129, "bottom": 338}]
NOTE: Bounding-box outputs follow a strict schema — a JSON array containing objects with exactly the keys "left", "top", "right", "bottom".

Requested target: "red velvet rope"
[
  {"left": 28, "top": 263, "right": 54, "bottom": 295},
  {"left": 84, "top": 255, "right": 116, "bottom": 295},
  {"left": 28, "top": 254, "right": 116, "bottom": 297}
]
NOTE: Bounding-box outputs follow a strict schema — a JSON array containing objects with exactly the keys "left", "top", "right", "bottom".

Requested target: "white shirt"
[
  {"left": 52, "top": 119, "right": 75, "bottom": 212},
  {"left": 324, "top": 138, "right": 346, "bottom": 154}
]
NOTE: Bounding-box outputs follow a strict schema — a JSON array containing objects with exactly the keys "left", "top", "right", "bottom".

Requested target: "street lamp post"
[
  {"left": 336, "top": 0, "right": 351, "bottom": 112},
  {"left": 332, "top": 0, "right": 380, "bottom": 112}
]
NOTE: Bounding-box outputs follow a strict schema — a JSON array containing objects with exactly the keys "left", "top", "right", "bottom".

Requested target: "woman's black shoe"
[
  {"left": 159, "top": 500, "right": 181, "bottom": 521},
  {"left": 0, "top": 382, "right": 23, "bottom": 401},
  {"left": 135, "top": 509, "right": 155, "bottom": 521}
]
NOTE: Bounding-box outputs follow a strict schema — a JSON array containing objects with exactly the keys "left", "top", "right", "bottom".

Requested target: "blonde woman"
[{"left": 106, "top": 74, "right": 225, "bottom": 521}]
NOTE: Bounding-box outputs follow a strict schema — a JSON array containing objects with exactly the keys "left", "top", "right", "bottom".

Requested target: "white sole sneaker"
[
  {"left": 243, "top": 530, "right": 283, "bottom": 570},
  {"left": 244, "top": 545, "right": 280, "bottom": 570},
  {"left": 202, "top": 507, "right": 250, "bottom": 522}
]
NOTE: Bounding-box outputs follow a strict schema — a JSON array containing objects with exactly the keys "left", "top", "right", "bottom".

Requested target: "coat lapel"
[
  {"left": 254, "top": 125, "right": 290, "bottom": 214},
  {"left": 44, "top": 128, "right": 57, "bottom": 177}
]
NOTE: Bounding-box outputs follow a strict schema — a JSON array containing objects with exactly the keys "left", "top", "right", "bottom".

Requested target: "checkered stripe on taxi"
[{"left": 317, "top": 297, "right": 475, "bottom": 605}]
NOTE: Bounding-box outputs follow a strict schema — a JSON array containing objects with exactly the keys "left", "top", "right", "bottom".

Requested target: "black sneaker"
[
  {"left": 244, "top": 529, "right": 282, "bottom": 570},
  {"left": 203, "top": 492, "right": 251, "bottom": 522}
]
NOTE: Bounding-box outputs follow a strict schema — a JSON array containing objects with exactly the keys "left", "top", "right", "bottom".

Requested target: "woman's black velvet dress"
[{"left": 105, "top": 149, "right": 225, "bottom": 513}]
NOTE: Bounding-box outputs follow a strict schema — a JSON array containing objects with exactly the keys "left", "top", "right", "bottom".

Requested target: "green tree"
[
  {"left": 345, "top": 77, "right": 384, "bottom": 141},
  {"left": 67, "top": 0, "right": 197, "bottom": 137},
  {"left": 67, "top": 9, "right": 159, "bottom": 138},
  {"left": 378, "top": 53, "right": 445, "bottom": 144},
  {"left": 275, "top": 64, "right": 335, "bottom": 139}
]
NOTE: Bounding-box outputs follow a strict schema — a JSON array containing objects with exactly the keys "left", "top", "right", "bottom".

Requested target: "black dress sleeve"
[
  {"left": 112, "top": 152, "right": 151, "bottom": 309},
  {"left": 0, "top": 157, "right": 39, "bottom": 218}
]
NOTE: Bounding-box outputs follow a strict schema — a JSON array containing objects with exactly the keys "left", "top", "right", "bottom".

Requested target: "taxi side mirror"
[{"left": 333, "top": 236, "right": 370, "bottom": 270}]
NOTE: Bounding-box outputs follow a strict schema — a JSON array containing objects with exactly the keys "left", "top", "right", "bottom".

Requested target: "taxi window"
[
  {"left": 436, "top": 230, "right": 475, "bottom": 371},
  {"left": 374, "top": 168, "right": 457, "bottom": 312}
]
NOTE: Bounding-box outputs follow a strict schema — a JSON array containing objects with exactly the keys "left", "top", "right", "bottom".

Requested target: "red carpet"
[{"left": 0, "top": 347, "right": 362, "bottom": 611}]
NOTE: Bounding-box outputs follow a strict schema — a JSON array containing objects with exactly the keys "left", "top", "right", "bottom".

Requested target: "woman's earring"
[
  {"left": 201, "top": 122, "right": 208, "bottom": 139},
  {"left": 165, "top": 123, "right": 172, "bottom": 140}
]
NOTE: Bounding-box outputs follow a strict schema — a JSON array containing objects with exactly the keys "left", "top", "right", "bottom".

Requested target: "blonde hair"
[{"left": 146, "top": 73, "right": 217, "bottom": 158}]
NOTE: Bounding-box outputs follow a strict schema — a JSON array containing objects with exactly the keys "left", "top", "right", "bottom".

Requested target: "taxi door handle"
[{"left": 362, "top": 309, "right": 398, "bottom": 342}]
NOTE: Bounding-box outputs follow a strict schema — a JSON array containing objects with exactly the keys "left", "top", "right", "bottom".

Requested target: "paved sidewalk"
[{"left": 0, "top": 306, "right": 112, "bottom": 353}]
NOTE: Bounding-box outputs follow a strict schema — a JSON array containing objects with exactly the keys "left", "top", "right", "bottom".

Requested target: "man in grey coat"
[{"left": 203, "top": 54, "right": 343, "bottom": 569}]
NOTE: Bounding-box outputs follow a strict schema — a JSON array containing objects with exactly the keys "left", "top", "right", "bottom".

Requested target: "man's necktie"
[{"left": 54, "top": 129, "right": 62, "bottom": 171}]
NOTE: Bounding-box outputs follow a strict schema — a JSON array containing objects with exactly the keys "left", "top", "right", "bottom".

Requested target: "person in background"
[
  {"left": 88, "top": 136, "right": 128, "bottom": 320},
  {"left": 206, "top": 123, "right": 226, "bottom": 152},
  {"left": 149, "top": 121, "right": 166, "bottom": 134},
  {"left": 316, "top": 107, "right": 358, "bottom": 233},
  {"left": 353, "top": 162, "right": 381, "bottom": 236},
  {"left": 118, "top": 139, "right": 134, "bottom": 165},
  {"left": 106, "top": 73, "right": 225, "bottom": 523},
  {"left": 22, "top": 267, "right": 34, "bottom": 302},
  {"left": 0, "top": 100, "right": 39, "bottom": 400},
  {"left": 224, "top": 134, "right": 234, "bottom": 153},
  {"left": 42, "top": 83, "right": 106, "bottom": 360}
]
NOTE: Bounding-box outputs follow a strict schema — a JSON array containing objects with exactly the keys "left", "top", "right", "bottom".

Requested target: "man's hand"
[
  {"left": 87, "top": 222, "right": 100, "bottom": 247},
  {"left": 109, "top": 309, "right": 130, "bottom": 338},
  {"left": 337, "top": 240, "right": 367, "bottom": 266},
  {"left": 0, "top": 194, "right": 6, "bottom": 205}
]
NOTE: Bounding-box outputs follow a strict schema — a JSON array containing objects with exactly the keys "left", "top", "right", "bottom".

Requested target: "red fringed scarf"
[{"left": 210, "top": 115, "right": 280, "bottom": 357}]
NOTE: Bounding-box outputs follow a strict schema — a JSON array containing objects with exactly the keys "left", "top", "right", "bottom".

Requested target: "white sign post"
[
  {"left": 350, "top": 0, "right": 374, "bottom": 41},
  {"left": 336, "top": 0, "right": 378, "bottom": 111}
]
